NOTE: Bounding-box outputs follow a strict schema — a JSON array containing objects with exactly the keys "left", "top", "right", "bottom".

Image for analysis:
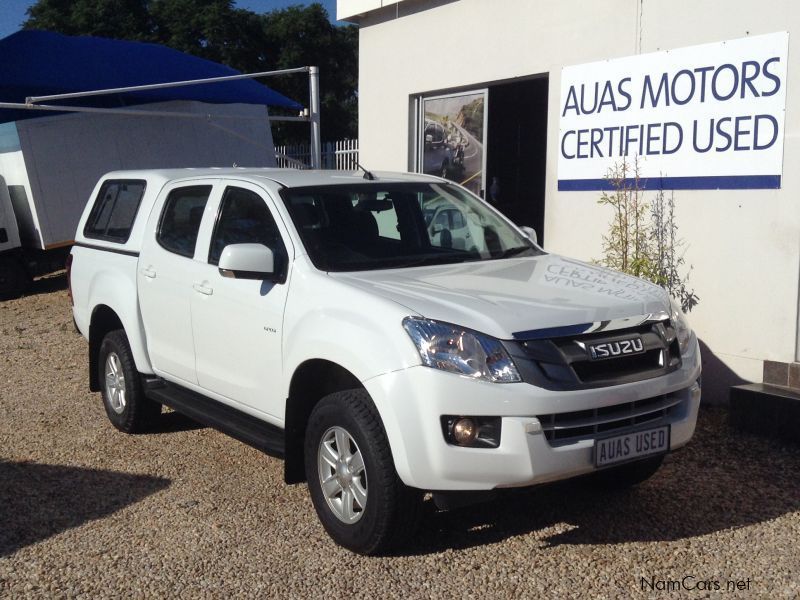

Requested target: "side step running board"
[{"left": 146, "top": 382, "right": 285, "bottom": 458}]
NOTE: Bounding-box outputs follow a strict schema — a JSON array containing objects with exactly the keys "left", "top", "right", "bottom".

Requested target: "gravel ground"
[{"left": 1, "top": 275, "right": 798, "bottom": 598}]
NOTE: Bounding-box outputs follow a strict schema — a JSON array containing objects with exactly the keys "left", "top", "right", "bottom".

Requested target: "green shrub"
[{"left": 597, "top": 158, "right": 699, "bottom": 312}]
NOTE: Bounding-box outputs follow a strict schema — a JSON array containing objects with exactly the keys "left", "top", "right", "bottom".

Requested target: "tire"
[
  {"left": 589, "top": 455, "right": 665, "bottom": 489},
  {"left": 0, "top": 256, "right": 31, "bottom": 300},
  {"left": 98, "top": 329, "right": 161, "bottom": 433},
  {"left": 304, "top": 389, "right": 423, "bottom": 555}
]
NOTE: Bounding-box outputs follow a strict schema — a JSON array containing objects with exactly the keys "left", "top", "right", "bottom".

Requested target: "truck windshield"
[{"left": 280, "top": 182, "right": 542, "bottom": 272}]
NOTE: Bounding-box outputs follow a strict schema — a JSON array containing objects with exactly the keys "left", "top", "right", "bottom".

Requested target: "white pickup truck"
[{"left": 69, "top": 168, "right": 701, "bottom": 554}]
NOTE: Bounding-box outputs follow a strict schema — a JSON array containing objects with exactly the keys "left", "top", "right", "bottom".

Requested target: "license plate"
[{"left": 594, "top": 425, "right": 670, "bottom": 468}]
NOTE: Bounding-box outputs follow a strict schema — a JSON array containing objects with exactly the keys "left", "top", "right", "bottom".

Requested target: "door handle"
[
  {"left": 141, "top": 267, "right": 156, "bottom": 279},
  {"left": 193, "top": 283, "right": 213, "bottom": 296}
]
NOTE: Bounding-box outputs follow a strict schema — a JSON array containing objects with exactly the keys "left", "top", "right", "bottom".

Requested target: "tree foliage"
[
  {"left": 25, "top": 0, "right": 152, "bottom": 40},
  {"left": 596, "top": 158, "right": 699, "bottom": 312},
  {"left": 24, "top": 0, "right": 358, "bottom": 144}
]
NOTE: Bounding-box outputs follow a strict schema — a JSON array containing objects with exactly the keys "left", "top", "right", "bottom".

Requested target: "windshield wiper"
[
  {"left": 499, "top": 245, "right": 538, "bottom": 258},
  {"left": 389, "top": 254, "right": 470, "bottom": 269}
]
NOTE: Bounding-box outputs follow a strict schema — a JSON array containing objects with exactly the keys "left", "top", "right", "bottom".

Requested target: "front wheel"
[
  {"left": 98, "top": 330, "right": 161, "bottom": 433},
  {"left": 304, "top": 389, "right": 422, "bottom": 555}
]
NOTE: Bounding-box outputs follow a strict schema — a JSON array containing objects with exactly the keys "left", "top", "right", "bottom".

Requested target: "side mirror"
[
  {"left": 425, "top": 134, "right": 433, "bottom": 146},
  {"left": 519, "top": 226, "right": 538, "bottom": 245},
  {"left": 218, "top": 243, "right": 276, "bottom": 280}
]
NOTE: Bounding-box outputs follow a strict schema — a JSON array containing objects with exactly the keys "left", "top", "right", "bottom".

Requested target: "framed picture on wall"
[{"left": 415, "top": 89, "right": 488, "bottom": 197}]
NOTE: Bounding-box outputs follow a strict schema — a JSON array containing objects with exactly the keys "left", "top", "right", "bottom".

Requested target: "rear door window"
[
  {"left": 83, "top": 180, "right": 146, "bottom": 242},
  {"left": 157, "top": 185, "right": 213, "bottom": 258}
]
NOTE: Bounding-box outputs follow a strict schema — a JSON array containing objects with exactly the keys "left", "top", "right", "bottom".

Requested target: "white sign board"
[{"left": 557, "top": 32, "right": 788, "bottom": 190}]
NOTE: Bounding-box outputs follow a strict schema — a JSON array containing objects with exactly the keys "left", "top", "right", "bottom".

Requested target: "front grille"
[
  {"left": 571, "top": 349, "right": 663, "bottom": 381},
  {"left": 537, "top": 394, "right": 683, "bottom": 446},
  {"left": 505, "top": 320, "right": 682, "bottom": 390}
]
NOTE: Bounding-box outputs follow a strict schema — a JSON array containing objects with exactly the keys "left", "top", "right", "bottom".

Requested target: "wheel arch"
[
  {"left": 88, "top": 304, "right": 124, "bottom": 391},
  {"left": 283, "top": 358, "right": 363, "bottom": 484},
  {"left": 84, "top": 267, "right": 153, "bottom": 392}
]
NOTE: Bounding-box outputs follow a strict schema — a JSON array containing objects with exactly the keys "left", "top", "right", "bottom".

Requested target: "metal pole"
[
  {"left": 0, "top": 101, "right": 311, "bottom": 123},
  {"left": 25, "top": 66, "right": 311, "bottom": 105},
  {"left": 269, "top": 115, "right": 311, "bottom": 122},
  {"left": 309, "top": 66, "right": 321, "bottom": 170}
]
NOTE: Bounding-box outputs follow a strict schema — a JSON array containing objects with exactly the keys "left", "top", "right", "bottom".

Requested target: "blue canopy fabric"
[{"left": 0, "top": 30, "right": 302, "bottom": 123}]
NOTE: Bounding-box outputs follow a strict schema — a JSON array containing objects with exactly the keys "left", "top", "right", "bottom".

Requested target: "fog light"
[
  {"left": 441, "top": 415, "right": 501, "bottom": 448},
  {"left": 452, "top": 417, "right": 478, "bottom": 445}
]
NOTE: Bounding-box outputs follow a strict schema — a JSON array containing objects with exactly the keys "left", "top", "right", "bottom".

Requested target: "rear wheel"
[
  {"left": 98, "top": 330, "right": 161, "bottom": 433},
  {"left": 304, "top": 389, "right": 422, "bottom": 555},
  {"left": 589, "top": 455, "right": 665, "bottom": 489}
]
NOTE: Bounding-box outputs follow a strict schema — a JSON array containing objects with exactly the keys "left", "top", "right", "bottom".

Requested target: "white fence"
[{"left": 274, "top": 138, "right": 359, "bottom": 170}]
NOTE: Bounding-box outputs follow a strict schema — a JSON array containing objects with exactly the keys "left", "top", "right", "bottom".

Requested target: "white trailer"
[{"left": 0, "top": 100, "right": 277, "bottom": 296}]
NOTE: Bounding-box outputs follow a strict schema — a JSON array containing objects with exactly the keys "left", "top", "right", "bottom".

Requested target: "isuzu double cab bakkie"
[{"left": 69, "top": 168, "right": 701, "bottom": 554}]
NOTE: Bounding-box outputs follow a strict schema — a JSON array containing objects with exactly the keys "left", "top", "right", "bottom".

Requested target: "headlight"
[
  {"left": 402, "top": 317, "right": 521, "bottom": 383},
  {"left": 669, "top": 297, "right": 692, "bottom": 355}
]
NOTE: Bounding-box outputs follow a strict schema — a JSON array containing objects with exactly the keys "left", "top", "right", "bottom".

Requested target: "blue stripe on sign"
[{"left": 558, "top": 175, "right": 781, "bottom": 191}]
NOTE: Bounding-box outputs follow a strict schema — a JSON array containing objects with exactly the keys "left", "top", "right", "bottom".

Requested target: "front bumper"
[{"left": 363, "top": 337, "right": 702, "bottom": 491}]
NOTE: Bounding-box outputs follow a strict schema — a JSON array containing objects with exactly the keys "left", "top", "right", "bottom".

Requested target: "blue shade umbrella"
[{"left": 0, "top": 29, "right": 302, "bottom": 124}]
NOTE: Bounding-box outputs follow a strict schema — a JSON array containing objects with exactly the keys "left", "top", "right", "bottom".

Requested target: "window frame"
[
  {"left": 207, "top": 185, "right": 288, "bottom": 267},
  {"left": 156, "top": 184, "right": 213, "bottom": 259},
  {"left": 83, "top": 179, "right": 147, "bottom": 243}
]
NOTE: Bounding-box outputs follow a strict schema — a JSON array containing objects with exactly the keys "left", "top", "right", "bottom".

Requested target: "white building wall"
[{"left": 353, "top": 0, "right": 800, "bottom": 400}]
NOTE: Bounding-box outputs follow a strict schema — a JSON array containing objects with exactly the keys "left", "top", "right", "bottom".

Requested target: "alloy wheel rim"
[
  {"left": 317, "top": 426, "right": 367, "bottom": 524},
  {"left": 104, "top": 352, "right": 126, "bottom": 414}
]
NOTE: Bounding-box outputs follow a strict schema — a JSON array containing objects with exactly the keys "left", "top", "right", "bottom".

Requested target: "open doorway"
[{"left": 486, "top": 76, "right": 548, "bottom": 244}]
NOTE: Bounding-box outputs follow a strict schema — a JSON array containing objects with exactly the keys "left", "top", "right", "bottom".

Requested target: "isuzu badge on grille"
[{"left": 587, "top": 337, "right": 645, "bottom": 360}]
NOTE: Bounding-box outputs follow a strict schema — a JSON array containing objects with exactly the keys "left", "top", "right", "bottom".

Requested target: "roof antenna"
[{"left": 355, "top": 162, "right": 376, "bottom": 181}]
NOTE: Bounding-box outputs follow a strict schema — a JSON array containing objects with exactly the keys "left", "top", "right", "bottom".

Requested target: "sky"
[{"left": 0, "top": 1, "right": 342, "bottom": 40}]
